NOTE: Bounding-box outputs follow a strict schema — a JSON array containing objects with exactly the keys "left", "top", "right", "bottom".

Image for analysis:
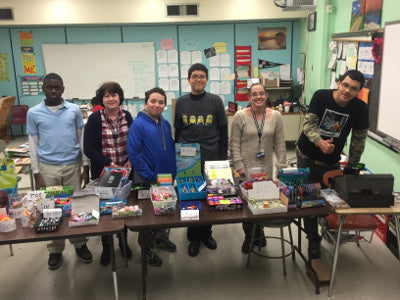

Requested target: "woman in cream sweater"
[{"left": 230, "top": 83, "right": 287, "bottom": 253}]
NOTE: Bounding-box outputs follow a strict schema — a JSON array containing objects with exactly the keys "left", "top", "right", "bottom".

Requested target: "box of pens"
[
  {"left": 207, "top": 194, "right": 243, "bottom": 211},
  {"left": 34, "top": 208, "right": 63, "bottom": 233},
  {"left": 282, "top": 183, "right": 325, "bottom": 210}
]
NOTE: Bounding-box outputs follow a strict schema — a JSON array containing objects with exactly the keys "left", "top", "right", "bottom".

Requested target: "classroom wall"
[
  {"left": 0, "top": 20, "right": 303, "bottom": 132},
  {"left": 0, "top": 0, "right": 307, "bottom": 26},
  {"left": 306, "top": 0, "right": 400, "bottom": 189}
]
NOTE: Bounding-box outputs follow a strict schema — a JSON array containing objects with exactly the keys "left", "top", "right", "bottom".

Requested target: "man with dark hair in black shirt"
[{"left": 296, "top": 69, "right": 368, "bottom": 282}]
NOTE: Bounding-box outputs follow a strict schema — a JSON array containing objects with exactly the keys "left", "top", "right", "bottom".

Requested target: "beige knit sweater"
[{"left": 230, "top": 109, "right": 287, "bottom": 179}]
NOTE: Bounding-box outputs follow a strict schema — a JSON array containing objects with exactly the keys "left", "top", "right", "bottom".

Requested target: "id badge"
[{"left": 256, "top": 149, "right": 265, "bottom": 159}]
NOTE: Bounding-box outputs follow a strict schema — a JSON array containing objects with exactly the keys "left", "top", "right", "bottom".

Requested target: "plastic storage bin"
[
  {"left": 177, "top": 175, "right": 206, "bottom": 201},
  {"left": 150, "top": 185, "right": 178, "bottom": 215}
]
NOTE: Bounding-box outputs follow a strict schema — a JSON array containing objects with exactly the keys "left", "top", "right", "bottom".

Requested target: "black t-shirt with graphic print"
[
  {"left": 297, "top": 89, "right": 369, "bottom": 165},
  {"left": 174, "top": 92, "right": 227, "bottom": 163}
]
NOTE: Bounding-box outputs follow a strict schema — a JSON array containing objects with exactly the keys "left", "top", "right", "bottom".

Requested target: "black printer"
[{"left": 333, "top": 174, "right": 394, "bottom": 208}]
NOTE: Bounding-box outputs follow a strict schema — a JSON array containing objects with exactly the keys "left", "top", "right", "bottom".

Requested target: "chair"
[
  {"left": 9, "top": 105, "right": 29, "bottom": 138},
  {"left": 320, "top": 170, "right": 379, "bottom": 246},
  {"left": 246, "top": 219, "right": 295, "bottom": 276},
  {"left": 0, "top": 96, "right": 17, "bottom": 143}
]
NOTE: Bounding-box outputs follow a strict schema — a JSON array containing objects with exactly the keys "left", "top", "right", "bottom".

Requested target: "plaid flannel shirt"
[{"left": 101, "top": 109, "right": 129, "bottom": 166}]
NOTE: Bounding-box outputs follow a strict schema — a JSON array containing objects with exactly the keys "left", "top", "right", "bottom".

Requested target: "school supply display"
[
  {"left": 240, "top": 180, "right": 288, "bottom": 215},
  {"left": 207, "top": 195, "right": 243, "bottom": 211},
  {"left": 68, "top": 193, "right": 100, "bottom": 227},
  {"left": 204, "top": 160, "right": 237, "bottom": 196},
  {"left": 176, "top": 143, "right": 207, "bottom": 201},
  {"left": 112, "top": 204, "right": 142, "bottom": 218},
  {"left": 150, "top": 185, "right": 178, "bottom": 215},
  {"left": 98, "top": 167, "right": 131, "bottom": 188},
  {"left": 180, "top": 201, "right": 201, "bottom": 221}
]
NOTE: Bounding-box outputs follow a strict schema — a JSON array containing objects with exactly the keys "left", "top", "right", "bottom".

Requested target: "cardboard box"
[
  {"left": 247, "top": 193, "right": 288, "bottom": 215},
  {"left": 68, "top": 193, "right": 100, "bottom": 227},
  {"left": 240, "top": 180, "right": 282, "bottom": 202},
  {"left": 180, "top": 201, "right": 201, "bottom": 221},
  {"left": 259, "top": 71, "right": 280, "bottom": 88}
]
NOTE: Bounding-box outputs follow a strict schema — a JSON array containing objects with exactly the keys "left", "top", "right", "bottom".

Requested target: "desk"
[
  {"left": 0, "top": 215, "right": 125, "bottom": 300},
  {"left": 125, "top": 197, "right": 331, "bottom": 299},
  {"left": 328, "top": 203, "right": 400, "bottom": 296}
]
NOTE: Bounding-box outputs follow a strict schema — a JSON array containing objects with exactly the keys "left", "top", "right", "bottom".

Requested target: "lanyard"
[{"left": 250, "top": 107, "right": 266, "bottom": 143}]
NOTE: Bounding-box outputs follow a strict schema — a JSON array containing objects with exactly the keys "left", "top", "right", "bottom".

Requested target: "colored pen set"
[{"left": 283, "top": 183, "right": 325, "bottom": 209}]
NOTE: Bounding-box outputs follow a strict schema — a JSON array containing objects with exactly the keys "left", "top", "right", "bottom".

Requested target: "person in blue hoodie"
[{"left": 127, "top": 87, "right": 177, "bottom": 267}]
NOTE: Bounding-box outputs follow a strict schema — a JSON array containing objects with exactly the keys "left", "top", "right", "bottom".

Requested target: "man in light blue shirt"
[{"left": 27, "top": 73, "right": 92, "bottom": 270}]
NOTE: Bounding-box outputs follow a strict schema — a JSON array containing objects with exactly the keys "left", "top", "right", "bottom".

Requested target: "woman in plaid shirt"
[{"left": 84, "top": 81, "right": 133, "bottom": 266}]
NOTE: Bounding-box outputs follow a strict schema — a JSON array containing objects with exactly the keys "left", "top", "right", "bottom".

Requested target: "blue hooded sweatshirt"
[{"left": 127, "top": 111, "right": 176, "bottom": 182}]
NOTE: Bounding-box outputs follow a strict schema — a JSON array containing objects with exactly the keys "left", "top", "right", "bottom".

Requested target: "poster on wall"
[
  {"left": 22, "top": 53, "right": 36, "bottom": 74},
  {"left": 0, "top": 53, "right": 10, "bottom": 81},
  {"left": 19, "top": 31, "right": 34, "bottom": 53},
  {"left": 364, "top": 0, "right": 382, "bottom": 30},
  {"left": 20, "top": 76, "right": 44, "bottom": 96},
  {"left": 258, "top": 27, "right": 287, "bottom": 50},
  {"left": 350, "top": 0, "right": 365, "bottom": 32}
]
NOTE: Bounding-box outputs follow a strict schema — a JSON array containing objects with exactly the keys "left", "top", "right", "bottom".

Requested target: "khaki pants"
[
  {"left": 39, "top": 161, "right": 87, "bottom": 253},
  {"left": 38, "top": 161, "right": 82, "bottom": 191}
]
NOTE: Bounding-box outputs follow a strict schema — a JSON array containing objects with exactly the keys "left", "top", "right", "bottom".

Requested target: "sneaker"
[
  {"left": 75, "top": 244, "right": 93, "bottom": 264},
  {"left": 48, "top": 253, "right": 63, "bottom": 270},
  {"left": 188, "top": 241, "right": 200, "bottom": 257},
  {"left": 154, "top": 238, "right": 177, "bottom": 252},
  {"left": 100, "top": 246, "right": 110, "bottom": 267},
  {"left": 202, "top": 236, "right": 217, "bottom": 250},
  {"left": 145, "top": 249, "right": 162, "bottom": 267}
]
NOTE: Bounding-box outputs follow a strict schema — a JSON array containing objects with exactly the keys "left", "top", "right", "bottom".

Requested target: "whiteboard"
[
  {"left": 377, "top": 21, "right": 400, "bottom": 141},
  {"left": 42, "top": 42, "right": 155, "bottom": 99}
]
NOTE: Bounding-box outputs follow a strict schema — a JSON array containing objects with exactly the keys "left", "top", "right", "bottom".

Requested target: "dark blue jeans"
[{"left": 296, "top": 153, "right": 339, "bottom": 259}]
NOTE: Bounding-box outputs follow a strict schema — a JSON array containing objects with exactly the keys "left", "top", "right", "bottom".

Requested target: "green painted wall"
[{"left": 305, "top": 0, "right": 400, "bottom": 190}]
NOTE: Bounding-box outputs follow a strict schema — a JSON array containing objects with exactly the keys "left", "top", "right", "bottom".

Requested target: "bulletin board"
[{"left": 42, "top": 42, "right": 156, "bottom": 99}]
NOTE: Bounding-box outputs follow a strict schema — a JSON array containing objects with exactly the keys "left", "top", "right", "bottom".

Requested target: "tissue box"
[{"left": 68, "top": 193, "right": 100, "bottom": 227}]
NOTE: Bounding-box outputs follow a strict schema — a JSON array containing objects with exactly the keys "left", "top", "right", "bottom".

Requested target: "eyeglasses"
[
  {"left": 190, "top": 74, "right": 207, "bottom": 80},
  {"left": 340, "top": 82, "right": 360, "bottom": 93},
  {"left": 250, "top": 92, "right": 266, "bottom": 97}
]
